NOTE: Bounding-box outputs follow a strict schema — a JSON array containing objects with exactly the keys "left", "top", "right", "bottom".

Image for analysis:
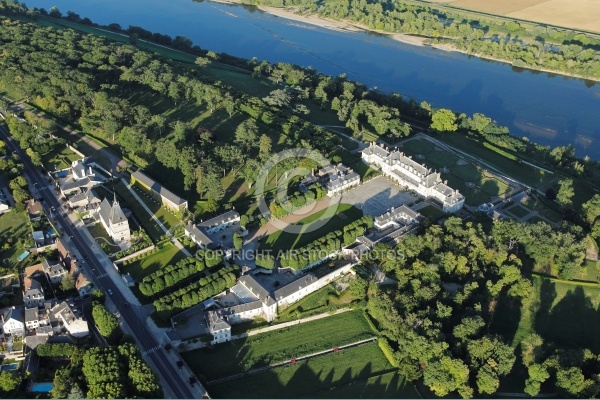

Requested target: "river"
[{"left": 22, "top": 0, "right": 600, "bottom": 159}]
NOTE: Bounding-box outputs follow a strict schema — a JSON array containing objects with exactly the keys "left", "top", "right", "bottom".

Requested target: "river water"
[{"left": 22, "top": 0, "right": 600, "bottom": 159}]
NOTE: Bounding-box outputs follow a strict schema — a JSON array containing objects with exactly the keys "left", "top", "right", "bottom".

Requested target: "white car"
[{"left": 107, "top": 289, "right": 113, "bottom": 295}]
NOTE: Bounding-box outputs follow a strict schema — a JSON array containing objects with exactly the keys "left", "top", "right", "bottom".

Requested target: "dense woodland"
[
  {"left": 247, "top": 0, "right": 600, "bottom": 80},
  {"left": 361, "top": 217, "right": 599, "bottom": 397}
]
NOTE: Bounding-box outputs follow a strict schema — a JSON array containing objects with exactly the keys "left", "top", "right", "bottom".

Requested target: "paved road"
[{"left": 0, "top": 125, "right": 202, "bottom": 399}]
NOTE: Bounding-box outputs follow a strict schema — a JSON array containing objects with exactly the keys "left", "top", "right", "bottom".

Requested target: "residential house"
[
  {"left": 25, "top": 307, "right": 39, "bottom": 331},
  {"left": 131, "top": 170, "right": 188, "bottom": 212},
  {"left": 56, "top": 239, "right": 73, "bottom": 273},
  {"left": 67, "top": 189, "right": 101, "bottom": 211},
  {"left": 57, "top": 158, "right": 102, "bottom": 196},
  {"left": 51, "top": 301, "right": 89, "bottom": 338},
  {"left": 237, "top": 275, "right": 277, "bottom": 321},
  {"left": 362, "top": 142, "right": 465, "bottom": 212},
  {"left": 1, "top": 307, "right": 25, "bottom": 336},
  {"left": 205, "top": 309, "right": 232, "bottom": 345},
  {"left": 97, "top": 197, "right": 131, "bottom": 246},
  {"left": 25, "top": 199, "right": 42, "bottom": 220},
  {"left": 76, "top": 273, "right": 93, "bottom": 297},
  {"left": 23, "top": 264, "right": 46, "bottom": 308},
  {"left": 42, "top": 259, "right": 67, "bottom": 285},
  {"left": 183, "top": 223, "right": 213, "bottom": 249}
]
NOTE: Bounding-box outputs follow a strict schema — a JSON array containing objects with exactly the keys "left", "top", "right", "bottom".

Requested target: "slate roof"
[
  {"left": 206, "top": 310, "right": 230, "bottom": 333},
  {"left": 25, "top": 307, "right": 38, "bottom": 324},
  {"left": 98, "top": 198, "right": 127, "bottom": 227},
  {"left": 184, "top": 223, "right": 213, "bottom": 245},
  {"left": 42, "top": 259, "right": 67, "bottom": 279},
  {"left": 4, "top": 307, "right": 24, "bottom": 324},
  {"left": 273, "top": 273, "right": 318, "bottom": 301},
  {"left": 238, "top": 275, "right": 275, "bottom": 306},
  {"left": 132, "top": 170, "right": 187, "bottom": 206},
  {"left": 375, "top": 205, "right": 420, "bottom": 227},
  {"left": 197, "top": 210, "right": 240, "bottom": 229}
]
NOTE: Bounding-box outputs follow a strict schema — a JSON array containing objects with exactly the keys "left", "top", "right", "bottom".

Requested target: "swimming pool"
[
  {"left": 0, "top": 363, "right": 18, "bottom": 371},
  {"left": 17, "top": 251, "right": 30, "bottom": 261},
  {"left": 30, "top": 382, "right": 53, "bottom": 393}
]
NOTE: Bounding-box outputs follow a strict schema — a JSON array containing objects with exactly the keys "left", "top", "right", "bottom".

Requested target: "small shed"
[{"left": 122, "top": 273, "right": 135, "bottom": 287}]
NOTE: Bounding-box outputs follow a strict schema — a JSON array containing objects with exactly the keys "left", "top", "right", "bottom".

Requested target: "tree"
[
  {"left": 423, "top": 356, "right": 471, "bottom": 398},
  {"left": 524, "top": 364, "right": 549, "bottom": 397},
  {"left": 61, "top": 274, "right": 76, "bottom": 292},
  {"left": 233, "top": 232, "right": 243, "bottom": 251},
  {"left": 92, "top": 303, "right": 120, "bottom": 342},
  {"left": 0, "top": 371, "right": 20, "bottom": 393},
  {"left": 582, "top": 194, "right": 600, "bottom": 225},
  {"left": 556, "top": 179, "right": 574, "bottom": 208},
  {"left": 9, "top": 176, "right": 27, "bottom": 190},
  {"left": 234, "top": 119, "right": 259, "bottom": 152},
  {"left": 11, "top": 187, "right": 29, "bottom": 211},
  {"left": 556, "top": 367, "right": 586, "bottom": 396},
  {"left": 258, "top": 134, "right": 272, "bottom": 161},
  {"left": 430, "top": 109, "right": 458, "bottom": 132},
  {"left": 476, "top": 364, "right": 499, "bottom": 395},
  {"left": 26, "top": 148, "right": 42, "bottom": 166}
]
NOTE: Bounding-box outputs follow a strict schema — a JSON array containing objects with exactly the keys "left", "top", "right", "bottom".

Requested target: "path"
[
  {"left": 208, "top": 336, "right": 377, "bottom": 385},
  {"left": 3, "top": 96, "right": 128, "bottom": 174},
  {"left": 120, "top": 178, "right": 192, "bottom": 257}
]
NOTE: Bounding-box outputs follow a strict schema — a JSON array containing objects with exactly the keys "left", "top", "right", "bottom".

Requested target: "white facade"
[
  {"left": 2, "top": 307, "right": 25, "bottom": 336},
  {"left": 51, "top": 301, "right": 89, "bottom": 338},
  {"left": 362, "top": 143, "right": 465, "bottom": 213},
  {"left": 97, "top": 198, "right": 131, "bottom": 246}
]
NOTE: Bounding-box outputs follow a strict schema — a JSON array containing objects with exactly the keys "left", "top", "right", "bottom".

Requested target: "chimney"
[{"left": 444, "top": 180, "right": 448, "bottom": 185}]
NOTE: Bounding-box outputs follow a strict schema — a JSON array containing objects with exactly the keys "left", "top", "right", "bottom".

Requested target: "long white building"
[{"left": 362, "top": 142, "right": 465, "bottom": 212}]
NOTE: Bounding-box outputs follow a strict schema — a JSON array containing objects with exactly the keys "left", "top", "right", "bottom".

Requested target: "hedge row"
[
  {"left": 36, "top": 343, "right": 78, "bottom": 357},
  {"left": 139, "top": 257, "right": 205, "bottom": 297},
  {"left": 280, "top": 215, "right": 373, "bottom": 270},
  {"left": 154, "top": 265, "right": 239, "bottom": 316}
]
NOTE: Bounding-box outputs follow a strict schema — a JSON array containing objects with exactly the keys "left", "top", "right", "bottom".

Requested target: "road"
[{"left": 0, "top": 125, "right": 200, "bottom": 399}]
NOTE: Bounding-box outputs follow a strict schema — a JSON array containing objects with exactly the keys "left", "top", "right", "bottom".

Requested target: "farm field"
[
  {"left": 260, "top": 203, "right": 363, "bottom": 253},
  {"left": 207, "top": 342, "right": 418, "bottom": 399},
  {"left": 181, "top": 309, "right": 375, "bottom": 381},
  {"left": 438, "top": 0, "right": 600, "bottom": 33}
]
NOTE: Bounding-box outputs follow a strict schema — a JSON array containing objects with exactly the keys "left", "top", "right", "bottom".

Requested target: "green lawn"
[
  {"left": 403, "top": 139, "right": 435, "bottom": 154},
  {"left": 427, "top": 149, "right": 459, "bottom": 167},
  {"left": 261, "top": 203, "right": 363, "bottom": 253},
  {"left": 479, "top": 176, "right": 510, "bottom": 197},
  {"left": 276, "top": 284, "right": 362, "bottom": 322},
  {"left": 0, "top": 212, "right": 33, "bottom": 270},
  {"left": 492, "top": 275, "right": 600, "bottom": 353},
  {"left": 506, "top": 204, "right": 530, "bottom": 219},
  {"left": 113, "top": 180, "right": 165, "bottom": 241},
  {"left": 120, "top": 242, "right": 186, "bottom": 281},
  {"left": 182, "top": 309, "right": 375, "bottom": 381},
  {"left": 418, "top": 205, "right": 446, "bottom": 222},
  {"left": 131, "top": 182, "right": 182, "bottom": 231},
  {"left": 41, "top": 146, "right": 81, "bottom": 171},
  {"left": 462, "top": 187, "right": 491, "bottom": 206},
  {"left": 86, "top": 223, "right": 121, "bottom": 253},
  {"left": 207, "top": 343, "right": 417, "bottom": 399},
  {"left": 539, "top": 208, "right": 562, "bottom": 224}
]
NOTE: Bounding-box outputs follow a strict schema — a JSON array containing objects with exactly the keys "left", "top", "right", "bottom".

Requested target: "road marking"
[{"left": 144, "top": 345, "right": 161, "bottom": 355}]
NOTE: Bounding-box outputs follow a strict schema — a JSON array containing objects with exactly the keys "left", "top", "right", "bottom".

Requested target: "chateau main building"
[{"left": 362, "top": 142, "right": 465, "bottom": 212}]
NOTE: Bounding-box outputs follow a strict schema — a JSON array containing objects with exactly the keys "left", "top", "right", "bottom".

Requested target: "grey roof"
[
  {"left": 375, "top": 205, "right": 420, "bottom": 227},
  {"left": 274, "top": 273, "right": 319, "bottom": 301},
  {"left": 362, "top": 143, "right": 390, "bottom": 158},
  {"left": 239, "top": 275, "right": 275, "bottom": 306},
  {"left": 51, "top": 301, "right": 84, "bottom": 325},
  {"left": 206, "top": 310, "right": 230, "bottom": 333},
  {"left": 164, "top": 328, "right": 181, "bottom": 342},
  {"left": 132, "top": 170, "right": 187, "bottom": 206},
  {"left": 72, "top": 159, "right": 86, "bottom": 180},
  {"left": 227, "top": 299, "right": 263, "bottom": 314},
  {"left": 60, "top": 177, "right": 92, "bottom": 193},
  {"left": 98, "top": 198, "right": 127, "bottom": 227},
  {"left": 197, "top": 210, "right": 240, "bottom": 229},
  {"left": 43, "top": 259, "right": 67, "bottom": 278},
  {"left": 25, "top": 307, "right": 38, "bottom": 323},
  {"left": 122, "top": 274, "right": 134, "bottom": 283},
  {"left": 4, "top": 307, "right": 24, "bottom": 324},
  {"left": 36, "top": 325, "right": 53, "bottom": 335},
  {"left": 185, "top": 223, "right": 213, "bottom": 245}
]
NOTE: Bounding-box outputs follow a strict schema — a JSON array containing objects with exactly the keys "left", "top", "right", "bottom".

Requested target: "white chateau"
[{"left": 362, "top": 142, "right": 465, "bottom": 212}]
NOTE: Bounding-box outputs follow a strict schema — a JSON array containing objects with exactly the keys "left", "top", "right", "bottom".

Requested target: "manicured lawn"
[
  {"left": 261, "top": 203, "right": 363, "bottom": 253},
  {"left": 182, "top": 309, "right": 375, "bottom": 381},
  {"left": 131, "top": 183, "right": 182, "bottom": 231},
  {"left": 86, "top": 223, "right": 121, "bottom": 253},
  {"left": 427, "top": 149, "right": 458, "bottom": 167},
  {"left": 492, "top": 275, "right": 600, "bottom": 352},
  {"left": 479, "top": 176, "right": 510, "bottom": 197},
  {"left": 113, "top": 180, "right": 165, "bottom": 241},
  {"left": 506, "top": 204, "right": 530, "bottom": 219},
  {"left": 207, "top": 343, "right": 417, "bottom": 399},
  {"left": 540, "top": 208, "right": 562, "bottom": 224},
  {"left": 418, "top": 204, "right": 446, "bottom": 222},
  {"left": 120, "top": 242, "right": 186, "bottom": 281},
  {"left": 41, "top": 146, "right": 81, "bottom": 171},
  {"left": 452, "top": 164, "right": 482, "bottom": 182},
  {"left": 276, "top": 283, "right": 362, "bottom": 321},
  {"left": 462, "top": 187, "right": 490, "bottom": 206},
  {"left": 0, "top": 212, "right": 32, "bottom": 269},
  {"left": 403, "top": 139, "right": 435, "bottom": 154}
]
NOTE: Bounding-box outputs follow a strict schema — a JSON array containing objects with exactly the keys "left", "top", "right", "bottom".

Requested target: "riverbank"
[
  {"left": 208, "top": 0, "right": 427, "bottom": 47},
  {"left": 208, "top": 0, "right": 598, "bottom": 82}
]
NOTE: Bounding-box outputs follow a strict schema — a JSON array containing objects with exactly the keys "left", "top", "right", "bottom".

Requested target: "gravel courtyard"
[{"left": 341, "top": 176, "right": 418, "bottom": 217}]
